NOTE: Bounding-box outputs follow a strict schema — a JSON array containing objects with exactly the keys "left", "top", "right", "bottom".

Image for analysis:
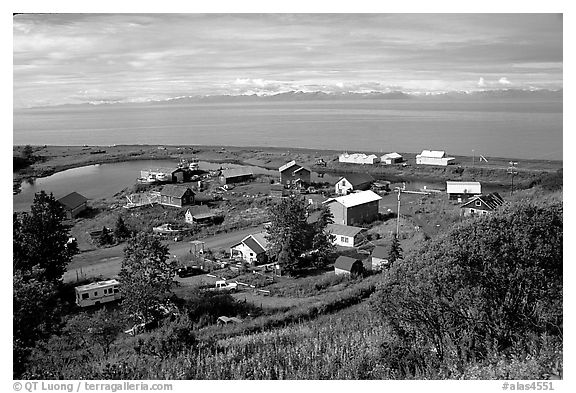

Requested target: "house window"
[
  {"left": 341, "top": 236, "right": 348, "bottom": 243},
  {"left": 341, "top": 180, "right": 346, "bottom": 186},
  {"left": 475, "top": 200, "right": 482, "bottom": 207},
  {"left": 81, "top": 293, "right": 89, "bottom": 300},
  {"left": 94, "top": 291, "right": 98, "bottom": 296},
  {"left": 114, "top": 289, "right": 119, "bottom": 293}
]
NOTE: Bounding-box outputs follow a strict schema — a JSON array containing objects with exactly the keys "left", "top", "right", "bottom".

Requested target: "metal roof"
[
  {"left": 323, "top": 190, "right": 382, "bottom": 208},
  {"left": 279, "top": 160, "right": 297, "bottom": 173},
  {"left": 382, "top": 152, "right": 403, "bottom": 159},
  {"left": 57, "top": 192, "right": 88, "bottom": 210},
  {"left": 239, "top": 232, "right": 268, "bottom": 255},
  {"left": 461, "top": 192, "right": 505, "bottom": 210},
  {"left": 75, "top": 279, "right": 119, "bottom": 292},
  {"left": 371, "top": 245, "right": 388, "bottom": 259},
  {"left": 143, "top": 167, "right": 181, "bottom": 174},
  {"left": 446, "top": 181, "right": 482, "bottom": 194},
  {"left": 334, "top": 256, "right": 362, "bottom": 271},
  {"left": 161, "top": 185, "right": 194, "bottom": 198},
  {"left": 418, "top": 150, "right": 446, "bottom": 158},
  {"left": 326, "top": 223, "right": 365, "bottom": 237},
  {"left": 337, "top": 173, "right": 375, "bottom": 187},
  {"left": 220, "top": 168, "right": 254, "bottom": 178}
]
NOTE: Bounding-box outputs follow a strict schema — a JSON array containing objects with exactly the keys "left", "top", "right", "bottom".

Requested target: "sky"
[{"left": 13, "top": 13, "right": 563, "bottom": 108}]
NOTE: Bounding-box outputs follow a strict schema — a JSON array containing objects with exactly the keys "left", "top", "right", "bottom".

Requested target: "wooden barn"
[
  {"left": 57, "top": 192, "right": 88, "bottom": 219},
  {"left": 160, "top": 185, "right": 195, "bottom": 208},
  {"left": 335, "top": 173, "right": 375, "bottom": 195},
  {"left": 279, "top": 160, "right": 311, "bottom": 187},
  {"left": 323, "top": 190, "right": 382, "bottom": 226},
  {"left": 461, "top": 192, "right": 504, "bottom": 217},
  {"left": 334, "top": 256, "right": 364, "bottom": 276},
  {"left": 219, "top": 168, "right": 254, "bottom": 184}
]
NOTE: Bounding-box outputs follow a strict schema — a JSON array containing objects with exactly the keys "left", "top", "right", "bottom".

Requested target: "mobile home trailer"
[{"left": 75, "top": 279, "right": 121, "bottom": 307}]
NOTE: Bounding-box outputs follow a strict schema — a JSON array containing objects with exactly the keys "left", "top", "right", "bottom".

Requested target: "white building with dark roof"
[
  {"left": 326, "top": 223, "right": 365, "bottom": 248},
  {"left": 230, "top": 232, "right": 269, "bottom": 265}
]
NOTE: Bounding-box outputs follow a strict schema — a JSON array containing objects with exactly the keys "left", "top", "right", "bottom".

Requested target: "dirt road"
[{"left": 64, "top": 224, "right": 264, "bottom": 283}]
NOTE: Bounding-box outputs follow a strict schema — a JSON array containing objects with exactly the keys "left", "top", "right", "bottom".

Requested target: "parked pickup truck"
[{"left": 209, "top": 280, "right": 238, "bottom": 292}]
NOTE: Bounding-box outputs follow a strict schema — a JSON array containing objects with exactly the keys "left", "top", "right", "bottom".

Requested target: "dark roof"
[
  {"left": 461, "top": 192, "right": 505, "bottom": 210},
  {"left": 334, "top": 255, "right": 361, "bottom": 271},
  {"left": 186, "top": 205, "right": 214, "bottom": 218},
  {"left": 242, "top": 236, "right": 266, "bottom": 255},
  {"left": 371, "top": 245, "right": 388, "bottom": 259},
  {"left": 221, "top": 168, "right": 254, "bottom": 179},
  {"left": 338, "top": 173, "right": 375, "bottom": 187},
  {"left": 161, "top": 185, "right": 194, "bottom": 198},
  {"left": 57, "top": 192, "right": 88, "bottom": 210}
]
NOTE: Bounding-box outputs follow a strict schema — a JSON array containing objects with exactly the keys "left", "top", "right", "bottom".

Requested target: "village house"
[
  {"left": 57, "top": 192, "right": 88, "bottom": 219},
  {"left": 461, "top": 192, "right": 505, "bottom": 217},
  {"left": 326, "top": 223, "right": 366, "bottom": 248},
  {"left": 323, "top": 190, "right": 382, "bottom": 226},
  {"left": 370, "top": 245, "right": 389, "bottom": 271},
  {"left": 219, "top": 168, "right": 254, "bottom": 185},
  {"left": 339, "top": 153, "right": 380, "bottom": 165},
  {"left": 230, "top": 232, "right": 268, "bottom": 265},
  {"left": 446, "top": 181, "right": 482, "bottom": 201},
  {"left": 160, "top": 185, "right": 195, "bottom": 208},
  {"left": 416, "top": 150, "right": 455, "bottom": 166},
  {"left": 140, "top": 167, "right": 185, "bottom": 183},
  {"left": 380, "top": 152, "right": 404, "bottom": 165},
  {"left": 279, "top": 160, "right": 311, "bottom": 187},
  {"left": 335, "top": 173, "right": 375, "bottom": 195},
  {"left": 334, "top": 255, "right": 365, "bottom": 276},
  {"left": 185, "top": 205, "right": 216, "bottom": 225}
]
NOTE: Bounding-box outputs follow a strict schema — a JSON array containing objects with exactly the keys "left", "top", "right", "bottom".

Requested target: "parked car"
[{"left": 176, "top": 266, "right": 205, "bottom": 278}]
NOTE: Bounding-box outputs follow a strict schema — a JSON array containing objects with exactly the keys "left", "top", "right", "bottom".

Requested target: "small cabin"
[{"left": 75, "top": 279, "right": 121, "bottom": 307}]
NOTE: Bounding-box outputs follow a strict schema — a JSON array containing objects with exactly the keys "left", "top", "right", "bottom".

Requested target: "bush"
[{"left": 135, "top": 315, "right": 197, "bottom": 359}]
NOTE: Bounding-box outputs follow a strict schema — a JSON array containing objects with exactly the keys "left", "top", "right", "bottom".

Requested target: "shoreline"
[{"left": 13, "top": 144, "right": 562, "bottom": 195}]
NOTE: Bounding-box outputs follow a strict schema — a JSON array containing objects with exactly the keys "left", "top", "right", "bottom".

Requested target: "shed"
[
  {"left": 371, "top": 246, "right": 389, "bottom": 271},
  {"left": 230, "top": 232, "right": 269, "bottom": 265},
  {"left": 461, "top": 192, "right": 504, "bottom": 217},
  {"left": 335, "top": 173, "right": 375, "bottom": 195},
  {"left": 160, "top": 185, "right": 195, "bottom": 207},
  {"left": 380, "top": 152, "right": 404, "bottom": 165},
  {"left": 446, "top": 181, "right": 482, "bottom": 200},
  {"left": 185, "top": 205, "right": 216, "bottom": 224},
  {"left": 219, "top": 168, "right": 254, "bottom": 184},
  {"left": 323, "top": 190, "right": 382, "bottom": 226},
  {"left": 57, "top": 192, "right": 88, "bottom": 219},
  {"left": 334, "top": 256, "right": 364, "bottom": 276},
  {"left": 326, "top": 224, "right": 365, "bottom": 248}
]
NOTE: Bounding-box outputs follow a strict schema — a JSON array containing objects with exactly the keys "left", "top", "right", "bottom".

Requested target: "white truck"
[{"left": 210, "top": 280, "right": 238, "bottom": 292}]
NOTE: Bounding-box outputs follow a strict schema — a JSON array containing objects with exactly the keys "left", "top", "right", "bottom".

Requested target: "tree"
[
  {"left": 98, "top": 226, "right": 114, "bottom": 246},
  {"left": 113, "top": 215, "right": 131, "bottom": 242},
  {"left": 388, "top": 235, "right": 403, "bottom": 265},
  {"left": 22, "top": 144, "right": 35, "bottom": 162},
  {"left": 119, "top": 232, "right": 175, "bottom": 323},
  {"left": 372, "top": 202, "right": 563, "bottom": 375},
  {"left": 265, "top": 196, "right": 334, "bottom": 275},
  {"left": 14, "top": 191, "right": 75, "bottom": 283},
  {"left": 66, "top": 309, "right": 125, "bottom": 357}
]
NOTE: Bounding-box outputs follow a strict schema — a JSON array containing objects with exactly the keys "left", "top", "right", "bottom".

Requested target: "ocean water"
[{"left": 13, "top": 98, "right": 563, "bottom": 160}]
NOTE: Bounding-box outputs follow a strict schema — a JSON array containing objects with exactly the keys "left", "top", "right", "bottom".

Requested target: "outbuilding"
[
  {"left": 230, "top": 232, "right": 269, "bottom": 265},
  {"left": 219, "top": 168, "right": 254, "bottom": 184},
  {"left": 279, "top": 160, "right": 311, "bottom": 187},
  {"left": 446, "top": 181, "right": 482, "bottom": 201},
  {"left": 335, "top": 173, "right": 375, "bottom": 195},
  {"left": 380, "top": 152, "right": 404, "bottom": 165},
  {"left": 416, "top": 150, "right": 455, "bottom": 166},
  {"left": 323, "top": 190, "right": 382, "bottom": 226},
  {"left": 334, "top": 256, "right": 364, "bottom": 276},
  {"left": 326, "top": 224, "right": 365, "bottom": 248},
  {"left": 160, "top": 185, "right": 195, "bottom": 208},
  {"left": 461, "top": 192, "right": 504, "bottom": 217},
  {"left": 339, "top": 153, "right": 380, "bottom": 165},
  {"left": 185, "top": 205, "right": 216, "bottom": 224},
  {"left": 370, "top": 246, "right": 389, "bottom": 271},
  {"left": 57, "top": 192, "right": 88, "bottom": 219}
]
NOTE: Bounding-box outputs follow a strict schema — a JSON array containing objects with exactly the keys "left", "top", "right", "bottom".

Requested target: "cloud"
[{"left": 499, "top": 77, "right": 512, "bottom": 85}]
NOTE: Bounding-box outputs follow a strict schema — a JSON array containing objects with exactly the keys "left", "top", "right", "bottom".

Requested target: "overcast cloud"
[{"left": 13, "top": 13, "right": 563, "bottom": 108}]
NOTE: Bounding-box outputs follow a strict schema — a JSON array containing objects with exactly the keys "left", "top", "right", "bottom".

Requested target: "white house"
[
  {"left": 446, "top": 181, "right": 482, "bottom": 200},
  {"left": 339, "top": 153, "right": 380, "bottom": 165},
  {"left": 326, "top": 223, "right": 365, "bottom": 248},
  {"left": 334, "top": 173, "right": 375, "bottom": 195},
  {"left": 416, "top": 150, "right": 455, "bottom": 166},
  {"left": 230, "top": 232, "right": 268, "bottom": 265},
  {"left": 370, "top": 246, "right": 389, "bottom": 271},
  {"left": 380, "top": 152, "right": 403, "bottom": 165},
  {"left": 323, "top": 190, "right": 382, "bottom": 226}
]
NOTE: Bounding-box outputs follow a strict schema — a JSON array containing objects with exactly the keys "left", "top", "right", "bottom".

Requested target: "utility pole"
[
  {"left": 472, "top": 149, "right": 475, "bottom": 167},
  {"left": 395, "top": 187, "right": 401, "bottom": 238},
  {"left": 507, "top": 161, "right": 518, "bottom": 196}
]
